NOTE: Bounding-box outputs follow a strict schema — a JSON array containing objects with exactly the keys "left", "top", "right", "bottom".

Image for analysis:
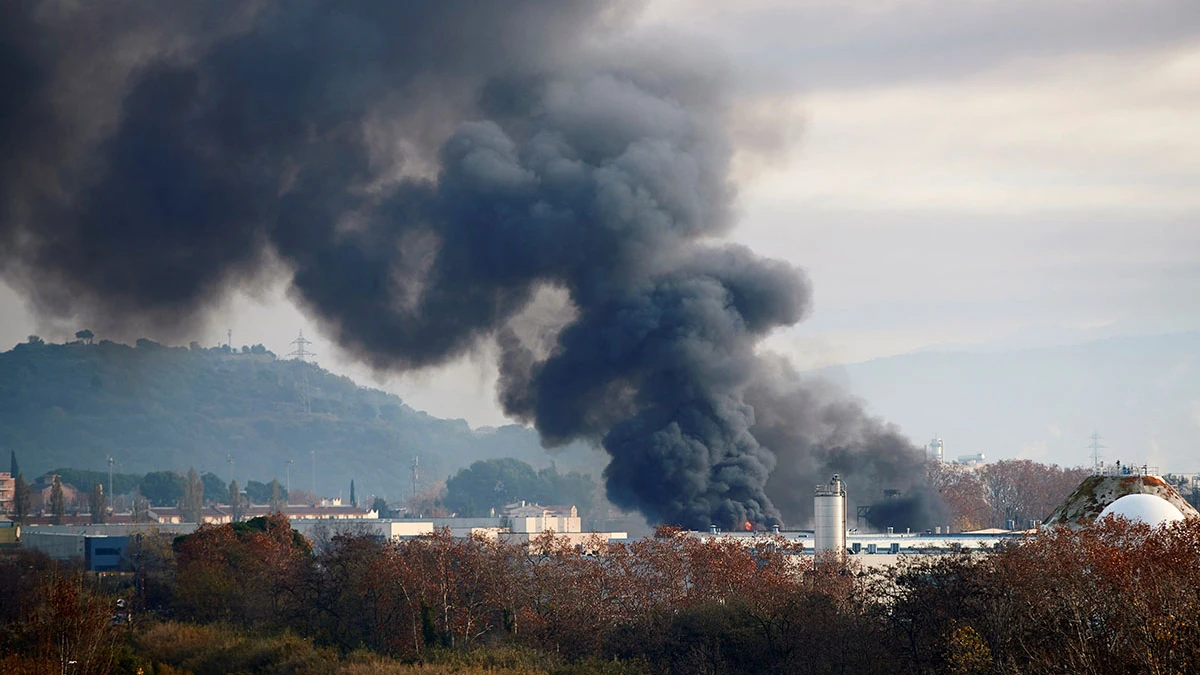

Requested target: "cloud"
[
  {"left": 642, "top": 0, "right": 1200, "bottom": 91},
  {"left": 1017, "top": 440, "right": 1048, "bottom": 460}
]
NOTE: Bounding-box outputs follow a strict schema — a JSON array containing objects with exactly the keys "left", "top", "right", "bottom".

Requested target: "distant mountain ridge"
[
  {"left": 812, "top": 332, "right": 1200, "bottom": 470},
  {"left": 0, "top": 338, "right": 596, "bottom": 500}
]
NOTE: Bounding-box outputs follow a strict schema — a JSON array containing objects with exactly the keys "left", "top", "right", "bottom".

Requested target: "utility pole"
[
  {"left": 1088, "top": 431, "right": 1105, "bottom": 475},
  {"left": 107, "top": 456, "right": 114, "bottom": 505},
  {"left": 411, "top": 455, "right": 419, "bottom": 502},
  {"left": 226, "top": 453, "right": 234, "bottom": 484}
]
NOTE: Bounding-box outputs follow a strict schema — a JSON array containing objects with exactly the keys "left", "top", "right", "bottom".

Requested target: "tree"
[
  {"left": 535, "top": 467, "right": 598, "bottom": 517},
  {"left": 200, "top": 471, "right": 229, "bottom": 504},
  {"left": 350, "top": 479, "right": 356, "bottom": 507},
  {"left": 74, "top": 329, "right": 94, "bottom": 344},
  {"left": 269, "top": 478, "right": 286, "bottom": 513},
  {"left": 443, "top": 458, "right": 541, "bottom": 517},
  {"left": 979, "top": 460, "right": 1090, "bottom": 527},
  {"left": 182, "top": 467, "right": 204, "bottom": 523},
  {"left": 245, "top": 480, "right": 273, "bottom": 504},
  {"left": 371, "top": 496, "right": 392, "bottom": 518},
  {"left": 26, "top": 334, "right": 44, "bottom": 345},
  {"left": 50, "top": 476, "right": 65, "bottom": 524},
  {"left": 13, "top": 473, "right": 30, "bottom": 524},
  {"left": 229, "top": 479, "right": 244, "bottom": 522},
  {"left": 140, "top": 471, "right": 185, "bottom": 507},
  {"left": 88, "top": 482, "right": 107, "bottom": 524},
  {"left": 9, "top": 449, "right": 17, "bottom": 479},
  {"left": 926, "top": 462, "right": 991, "bottom": 531}
]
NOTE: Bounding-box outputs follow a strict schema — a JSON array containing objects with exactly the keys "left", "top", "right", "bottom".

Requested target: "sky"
[{"left": 2, "top": 0, "right": 1198, "bottom": 458}]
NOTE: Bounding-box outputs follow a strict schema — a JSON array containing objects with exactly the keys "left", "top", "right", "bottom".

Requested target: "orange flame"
[{"left": 743, "top": 520, "right": 753, "bottom": 532}]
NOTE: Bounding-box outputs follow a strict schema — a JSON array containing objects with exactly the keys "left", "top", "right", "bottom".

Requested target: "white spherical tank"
[
  {"left": 1099, "top": 493, "right": 1185, "bottom": 527},
  {"left": 814, "top": 475, "right": 847, "bottom": 555}
]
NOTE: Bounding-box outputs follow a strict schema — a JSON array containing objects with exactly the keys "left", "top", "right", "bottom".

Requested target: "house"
[
  {"left": 147, "top": 506, "right": 232, "bottom": 525},
  {"left": 29, "top": 474, "right": 83, "bottom": 512}
]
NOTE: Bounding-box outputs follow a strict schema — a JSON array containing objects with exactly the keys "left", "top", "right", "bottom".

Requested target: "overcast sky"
[{"left": 3, "top": 0, "right": 1197, "bottom": 445}]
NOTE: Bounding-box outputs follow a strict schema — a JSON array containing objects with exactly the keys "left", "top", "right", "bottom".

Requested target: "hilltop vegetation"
[{"left": 0, "top": 337, "right": 596, "bottom": 501}]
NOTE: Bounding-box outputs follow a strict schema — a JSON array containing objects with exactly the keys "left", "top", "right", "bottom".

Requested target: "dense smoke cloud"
[
  {"left": 0, "top": 1, "right": 940, "bottom": 530},
  {"left": 749, "top": 360, "right": 947, "bottom": 530}
]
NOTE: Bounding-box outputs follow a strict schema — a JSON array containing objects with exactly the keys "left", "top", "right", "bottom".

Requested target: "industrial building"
[{"left": 20, "top": 530, "right": 129, "bottom": 572}]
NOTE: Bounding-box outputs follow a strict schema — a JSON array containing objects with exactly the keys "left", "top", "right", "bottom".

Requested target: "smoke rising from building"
[{"left": 0, "top": 1, "right": 943, "bottom": 530}]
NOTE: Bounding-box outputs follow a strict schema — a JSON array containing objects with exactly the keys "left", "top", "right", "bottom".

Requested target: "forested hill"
[{"left": 0, "top": 338, "right": 583, "bottom": 500}]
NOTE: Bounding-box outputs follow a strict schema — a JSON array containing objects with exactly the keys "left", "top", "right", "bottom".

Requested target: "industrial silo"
[{"left": 814, "top": 474, "right": 847, "bottom": 555}]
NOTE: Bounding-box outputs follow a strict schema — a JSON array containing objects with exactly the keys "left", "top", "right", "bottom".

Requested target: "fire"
[{"left": 743, "top": 520, "right": 753, "bottom": 532}]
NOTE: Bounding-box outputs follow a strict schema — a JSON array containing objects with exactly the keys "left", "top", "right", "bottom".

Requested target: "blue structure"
[{"left": 84, "top": 536, "right": 129, "bottom": 572}]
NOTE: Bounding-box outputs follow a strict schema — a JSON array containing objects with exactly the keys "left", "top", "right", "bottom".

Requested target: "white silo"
[
  {"left": 814, "top": 474, "right": 847, "bottom": 556},
  {"left": 928, "top": 436, "right": 944, "bottom": 463}
]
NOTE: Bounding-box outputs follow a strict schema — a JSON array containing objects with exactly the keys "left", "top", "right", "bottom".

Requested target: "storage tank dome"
[{"left": 1099, "top": 493, "right": 1185, "bottom": 527}]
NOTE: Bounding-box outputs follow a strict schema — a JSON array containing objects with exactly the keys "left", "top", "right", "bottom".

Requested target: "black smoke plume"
[{"left": 0, "top": 1, "right": 942, "bottom": 530}]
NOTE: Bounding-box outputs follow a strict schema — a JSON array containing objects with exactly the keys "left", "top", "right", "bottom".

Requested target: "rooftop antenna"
[{"left": 1088, "top": 431, "right": 1105, "bottom": 475}]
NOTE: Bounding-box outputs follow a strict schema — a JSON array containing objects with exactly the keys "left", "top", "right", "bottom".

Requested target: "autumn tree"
[
  {"left": 927, "top": 462, "right": 991, "bottom": 530},
  {"left": 979, "top": 459, "right": 1089, "bottom": 526},
  {"left": 25, "top": 568, "right": 122, "bottom": 674},
  {"left": 173, "top": 514, "right": 311, "bottom": 626},
  {"left": 88, "top": 482, "right": 107, "bottom": 524}
]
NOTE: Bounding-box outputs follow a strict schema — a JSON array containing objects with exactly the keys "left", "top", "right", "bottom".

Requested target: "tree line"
[{"left": 4, "top": 515, "right": 1199, "bottom": 674}]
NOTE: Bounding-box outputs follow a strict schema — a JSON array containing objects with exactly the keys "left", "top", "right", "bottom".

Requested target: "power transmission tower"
[
  {"left": 107, "top": 456, "right": 114, "bottom": 512},
  {"left": 288, "top": 330, "right": 315, "bottom": 414},
  {"left": 287, "top": 329, "right": 315, "bottom": 362},
  {"left": 1088, "top": 431, "right": 1105, "bottom": 474}
]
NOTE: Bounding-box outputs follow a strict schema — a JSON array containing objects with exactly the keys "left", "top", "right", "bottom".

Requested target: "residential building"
[
  {"left": 501, "top": 501, "right": 581, "bottom": 534},
  {"left": 0, "top": 472, "right": 13, "bottom": 512}
]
